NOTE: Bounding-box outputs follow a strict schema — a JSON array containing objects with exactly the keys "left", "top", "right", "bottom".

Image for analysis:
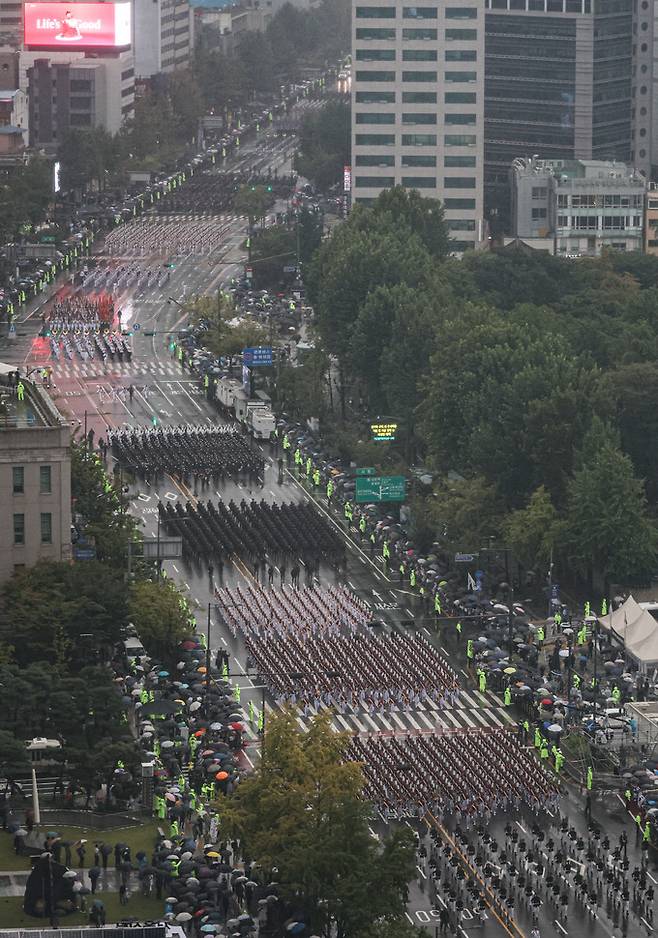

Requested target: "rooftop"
[
  {"left": 512, "top": 156, "right": 645, "bottom": 186},
  {"left": 0, "top": 367, "right": 67, "bottom": 430}
]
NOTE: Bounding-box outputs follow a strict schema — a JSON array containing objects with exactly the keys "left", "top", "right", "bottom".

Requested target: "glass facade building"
[{"left": 484, "top": 0, "right": 636, "bottom": 228}]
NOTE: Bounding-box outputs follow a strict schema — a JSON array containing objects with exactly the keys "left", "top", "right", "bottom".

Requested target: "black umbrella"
[{"left": 140, "top": 700, "right": 182, "bottom": 718}]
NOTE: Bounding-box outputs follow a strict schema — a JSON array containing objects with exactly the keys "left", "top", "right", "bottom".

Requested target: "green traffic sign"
[
  {"left": 356, "top": 467, "right": 376, "bottom": 476},
  {"left": 355, "top": 475, "right": 406, "bottom": 504}
]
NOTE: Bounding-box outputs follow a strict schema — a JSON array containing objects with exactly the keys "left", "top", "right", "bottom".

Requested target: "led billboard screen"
[{"left": 24, "top": 2, "right": 132, "bottom": 50}]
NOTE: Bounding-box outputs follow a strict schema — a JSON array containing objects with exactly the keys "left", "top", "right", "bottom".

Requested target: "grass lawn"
[
  {"left": 0, "top": 819, "right": 161, "bottom": 872},
  {"left": 0, "top": 892, "right": 165, "bottom": 929}
]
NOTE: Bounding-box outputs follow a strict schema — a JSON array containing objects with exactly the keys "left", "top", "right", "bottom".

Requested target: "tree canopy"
[
  {"left": 307, "top": 199, "right": 658, "bottom": 588},
  {"left": 217, "top": 710, "right": 417, "bottom": 938}
]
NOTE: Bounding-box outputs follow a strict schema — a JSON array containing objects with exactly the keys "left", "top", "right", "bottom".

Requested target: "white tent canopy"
[
  {"left": 0, "top": 362, "right": 16, "bottom": 376},
  {"left": 598, "top": 594, "right": 658, "bottom": 669}
]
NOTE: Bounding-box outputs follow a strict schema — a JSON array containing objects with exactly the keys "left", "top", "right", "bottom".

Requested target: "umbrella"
[
  {"left": 546, "top": 724, "right": 563, "bottom": 733},
  {"left": 14, "top": 828, "right": 27, "bottom": 837},
  {"left": 206, "top": 851, "right": 220, "bottom": 858},
  {"left": 503, "top": 667, "right": 516, "bottom": 675},
  {"left": 215, "top": 771, "right": 229, "bottom": 781},
  {"left": 63, "top": 870, "right": 78, "bottom": 879},
  {"left": 229, "top": 722, "right": 244, "bottom": 731},
  {"left": 176, "top": 912, "right": 193, "bottom": 923},
  {"left": 190, "top": 702, "right": 202, "bottom": 712},
  {"left": 140, "top": 700, "right": 181, "bottom": 717},
  {"left": 541, "top": 699, "right": 554, "bottom": 707},
  {"left": 209, "top": 722, "right": 223, "bottom": 731},
  {"left": 159, "top": 670, "right": 170, "bottom": 678},
  {"left": 161, "top": 740, "right": 175, "bottom": 749}
]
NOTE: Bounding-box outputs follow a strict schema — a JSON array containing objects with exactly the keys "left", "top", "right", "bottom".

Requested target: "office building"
[
  {"left": 645, "top": 184, "right": 658, "bottom": 256},
  {"left": 351, "top": 0, "right": 486, "bottom": 251},
  {"left": 0, "top": 377, "right": 71, "bottom": 584},
  {"left": 26, "top": 51, "right": 135, "bottom": 148},
  {"left": 511, "top": 157, "right": 646, "bottom": 256},
  {"left": 134, "top": 0, "right": 192, "bottom": 78},
  {"left": 0, "top": 0, "right": 22, "bottom": 49},
  {"left": 484, "top": 0, "right": 638, "bottom": 227}
]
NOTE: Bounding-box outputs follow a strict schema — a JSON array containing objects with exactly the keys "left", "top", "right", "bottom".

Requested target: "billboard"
[{"left": 24, "top": 2, "right": 132, "bottom": 50}]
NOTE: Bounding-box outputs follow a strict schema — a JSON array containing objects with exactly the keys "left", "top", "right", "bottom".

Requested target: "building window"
[
  {"left": 445, "top": 71, "right": 477, "bottom": 82},
  {"left": 531, "top": 187, "right": 548, "bottom": 199},
  {"left": 446, "top": 6, "right": 477, "bottom": 16},
  {"left": 355, "top": 133, "right": 396, "bottom": 145},
  {"left": 356, "top": 112, "right": 396, "bottom": 124},
  {"left": 444, "top": 198, "right": 475, "bottom": 209},
  {"left": 402, "top": 70, "right": 437, "bottom": 81},
  {"left": 402, "top": 112, "right": 437, "bottom": 124},
  {"left": 401, "top": 176, "right": 437, "bottom": 188},
  {"left": 444, "top": 134, "right": 477, "bottom": 146},
  {"left": 531, "top": 208, "right": 547, "bottom": 220},
  {"left": 403, "top": 91, "right": 437, "bottom": 103},
  {"left": 355, "top": 176, "right": 395, "bottom": 187},
  {"left": 356, "top": 27, "right": 396, "bottom": 38},
  {"left": 403, "top": 49, "right": 438, "bottom": 61},
  {"left": 40, "top": 465, "right": 51, "bottom": 494},
  {"left": 13, "top": 513, "right": 24, "bottom": 545},
  {"left": 557, "top": 215, "right": 569, "bottom": 227},
  {"left": 447, "top": 219, "right": 476, "bottom": 231},
  {"left": 402, "top": 154, "right": 437, "bottom": 166},
  {"left": 355, "top": 70, "right": 396, "bottom": 82},
  {"left": 445, "top": 92, "right": 476, "bottom": 103},
  {"left": 12, "top": 466, "right": 24, "bottom": 495},
  {"left": 445, "top": 114, "right": 476, "bottom": 124},
  {"left": 356, "top": 154, "right": 395, "bottom": 166},
  {"left": 356, "top": 6, "right": 396, "bottom": 16},
  {"left": 402, "top": 133, "right": 437, "bottom": 146},
  {"left": 444, "top": 176, "right": 476, "bottom": 188},
  {"left": 446, "top": 49, "right": 476, "bottom": 61},
  {"left": 356, "top": 91, "right": 396, "bottom": 103},
  {"left": 40, "top": 512, "right": 52, "bottom": 544},
  {"left": 445, "top": 155, "right": 476, "bottom": 167},
  {"left": 403, "top": 27, "right": 437, "bottom": 39},
  {"left": 557, "top": 194, "right": 569, "bottom": 208},
  {"left": 356, "top": 48, "right": 396, "bottom": 61},
  {"left": 445, "top": 28, "right": 476, "bottom": 39},
  {"left": 403, "top": 5, "right": 438, "bottom": 16}
]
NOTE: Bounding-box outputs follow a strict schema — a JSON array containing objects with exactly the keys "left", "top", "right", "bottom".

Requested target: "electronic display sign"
[{"left": 24, "top": 2, "right": 132, "bottom": 50}]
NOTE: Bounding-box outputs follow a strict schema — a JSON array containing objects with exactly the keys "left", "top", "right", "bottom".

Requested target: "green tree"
[
  {"left": 217, "top": 710, "right": 416, "bottom": 937},
  {"left": 0, "top": 730, "right": 31, "bottom": 780},
  {"left": 295, "top": 99, "right": 350, "bottom": 190},
  {"left": 503, "top": 486, "right": 558, "bottom": 571},
  {"left": 236, "top": 32, "right": 275, "bottom": 95},
  {"left": 563, "top": 438, "right": 658, "bottom": 585},
  {"left": 603, "top": 362, "right": 658, "bottom": 501},
  {"left": 422, "top": 475, "right": 503, "bottom": 552},
  {"left": 128, "top": 579, "right": 193, "bottom": 658},
  {"left": 373, "top": 187, "right": 450, "bottom": 260},
  {"left": 233, "top": 185, "right": 275, "bottom": 227},
  {"left": 250, "top": 225, "right": 296, "bottom": 289},
  {"left": 275, "top": 348, "right": 331, "bottom": 423}
]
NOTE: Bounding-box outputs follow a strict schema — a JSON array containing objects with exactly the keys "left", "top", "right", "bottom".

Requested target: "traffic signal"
[
  {"left": 163, "top": 263, "right": 175, "bottom": 269},
  {"left": 266, "top": 185, "right": 273, "bottom": 192}
]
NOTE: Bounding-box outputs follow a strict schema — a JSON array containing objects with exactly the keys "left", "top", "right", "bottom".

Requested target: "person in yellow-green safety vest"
[
  {"left": 586, "top": 765, "right": 593, "bottom": 790},
  {"left": 312, "top": 468, "right": 321, "bottom": 488},
  {"left": 305, "top": 456, "right": 312, "bottom": 477},
  {"left": 294, "top": 447, "right": 301, "bottom": 468},
  {"left": 409, "top": 568, "right": 416, "bottom": 589},
  {"left": 456, "top": 620, "right": 462, "bottom": 638},
  {"left": 504, "top": 685, "right": 512, "bottom": 707},
  {"left": 327, "top": 479, "right": 334, "bottom": 502},
  {"left": 466, "top": 638, "right": 474, "bottom": 664},
  {"left": 478, "top": 669, "right": 487, "bottom": 694},
  {"left": 359, "top": 515, "right": 367, "bottom": 537},
  {"left": 434, "top": 593, "right": 442, "bottom": 615},
  {"left": 344, "top": 501, "right": 353, "bottom": 528}
]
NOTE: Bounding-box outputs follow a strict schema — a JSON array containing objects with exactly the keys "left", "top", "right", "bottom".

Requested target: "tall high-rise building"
[
  {"left": 134, "top": 0, "right": 193, "bottom": 79},
  {"left": 483, "top": 0, "right": 637, "bottom": 227},
  {"left": 351, "top": 0, "right": 486, "bottom": 251}
]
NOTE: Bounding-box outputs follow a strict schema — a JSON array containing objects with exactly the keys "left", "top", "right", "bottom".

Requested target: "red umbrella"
[
  {"left": 215, "top": 771, "right": 229, "bottom": 781},
  {"left": 541, "top": 698, "right": 554, "bottom": 707},
  {"left": 182, "top": 641, "right": 197, "bottom": 650},
  {"left": 229, "top": 722, "right": 244, "bottom": 731},
  {"left": 194, "top": 729, "right": 207, "bottom": 737}
]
